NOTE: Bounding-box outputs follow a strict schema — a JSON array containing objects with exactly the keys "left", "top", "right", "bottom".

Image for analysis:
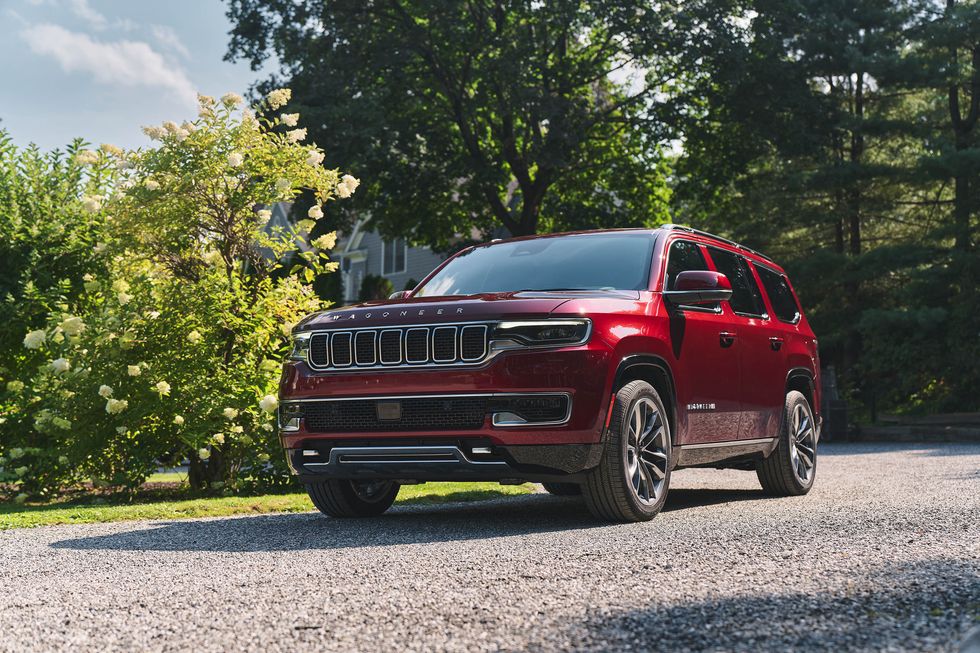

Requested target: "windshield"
[{"left": 415, "top": 232, "right": 655, "bottom": 297}]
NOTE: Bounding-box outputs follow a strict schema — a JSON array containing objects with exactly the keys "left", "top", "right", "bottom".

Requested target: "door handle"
[
  {"left": 769, "top": 337, "right": 784, "bottom": 351},
  {"left": 719, "top": 331, "right": 737, "bottom": 348}
]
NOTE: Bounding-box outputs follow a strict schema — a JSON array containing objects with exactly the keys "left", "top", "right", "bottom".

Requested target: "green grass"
[
  {"left": 0, "top": 482, "right": 536, "bottom": 530},
  {"left": 146, "top": 471, "right": 187, "bottom": 484}
]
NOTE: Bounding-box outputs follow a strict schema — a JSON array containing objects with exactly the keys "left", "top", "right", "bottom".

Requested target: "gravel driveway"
[{"left": 1, "top": 442, "right": 978, "bottom": 653}]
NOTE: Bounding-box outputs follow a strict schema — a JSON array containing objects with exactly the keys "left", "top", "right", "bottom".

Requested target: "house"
[{"left": 331, "top": 217, "right": 446, "bottom": 304}]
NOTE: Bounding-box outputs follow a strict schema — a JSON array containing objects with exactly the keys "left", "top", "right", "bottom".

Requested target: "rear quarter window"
[{"left": 756, "top": 266, "right": 801, "bottom": 323}]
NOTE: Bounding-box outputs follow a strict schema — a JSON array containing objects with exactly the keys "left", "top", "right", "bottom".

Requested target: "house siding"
[{"left": 339, "top": 229, "right": 445, "bottom": 302}]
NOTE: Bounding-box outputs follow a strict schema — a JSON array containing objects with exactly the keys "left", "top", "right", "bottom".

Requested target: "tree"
[{"left": 225, "top": 0, "right": 676, "bottom": 247}]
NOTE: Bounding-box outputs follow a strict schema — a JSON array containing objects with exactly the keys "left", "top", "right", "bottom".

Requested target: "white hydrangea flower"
[
  {"left": 198, "top": 447, "right": 211, "bottom": 461},
  {"left": 127, "top": 364, "right": 141, "bottom": 377},
  {"left": 221, "top": 92, "right": 243, "bottom": 107},
  {"left": 75, "top": 149, "right": 99, "bottom": 166},
  {"left": 182, "top": 120, "right": 198, "bottom": 133},
  {"left": 281, "top": 113, "right": 299, "bottom": 127},
  {"left": 59, "top": 316, "right": 86, "bottom": 336},
  {"left": 275, "top": 178, "right": 291, "bottom": 192},
  {"left": 259, "top": 394, "right": 279, "bottom": 413},
  {"left": 82, "top": 195, "right": 102, "bottom": 213},
  {"left": 256, "top": 209, "right": 272, "bottom": 225},
  {"left": 23, "top": 329, "right": 46, "bottom": 349},
  {"left": 105, "top": 398, "right": 128, "bottom": 414},
  {"left": 222, "top": 407, "right": 239, "bottom": 420},
  {"left": 7, "top": 380, "right": 25, "bottom": 393},
  {"left": 335, "top": 174, "right": 361, "bottom": 199},
  {"left": 227, "top": 152, "right": 244, "bottom": 167},
  {"left": 312, "top": 233, "right": 337, "bottom": 250},
  {"left": 198, "top": 93, "right": 215, "bottom": 107},
  {"left": 173, "top": 415, "right": 185, "bottom": 425},
  {"left": 307, "top": 149, "right": 325, "bottom": 166},
  {"left": 296, "top": 219, "right": 315, "bottom": 233},
  {"left": 146, "top": 310, "right": 161, "bottom": 319},
  {"left": 112, "top": 280, "right": 130, "bottom": 293},
  {"left": 261, "top": 423, "right": 274, "bottom": 432},
  {"left": 212, "top": 433, "right": 225, "bottom": 445},
  {"left": 266, "top": 88, "right": 291, "bottom": 109},
  {"left": 286, "top": 128, "right": 307, "bottom": 143},
  {"left": 231, "top": 425, "right": 243, "bottom": 434},
  {"left": 117, "top": 292, "right": 133, "bottom": 305},
  {"left": 175, "top": 128, "right": 190, "bottom": 142},
  {"left": 100, "top": 143, "right": 123, "bottom": 157},
  {"left": 98, "top": 384, "right": 113, "bottom": 399},
  {"left": 307, "top": 204, "right": 323, "bottom": 219},
  {"left": 187, "top": 330, "right": 202, "bottom": 344},
  {"left": 58, "top": 455, "right": 69, "bottom": 465},
  {"left": 93, "top": 242, "right": 106, "bottom": 254},
  {"left": 144, "top": 179, "right": 160, "bottom": 191},
  {"left": 51, "top": 358, "right": 71, "bottom": 374},
  {"left": 141, "top": 125, "right": 167, "bottom": 140},
  {"left": 153, "top": 381, "right": 171, "bottom": 396},
  {"left": 163, "top": 120, "right": 179, "bottom": 133}
]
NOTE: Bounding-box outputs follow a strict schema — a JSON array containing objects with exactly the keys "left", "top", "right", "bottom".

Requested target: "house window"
[{"left": 382, "top": 238, "right": 407, "bottom": 275}]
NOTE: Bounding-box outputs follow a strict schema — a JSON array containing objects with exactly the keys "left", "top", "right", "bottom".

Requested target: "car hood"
[{"left": 295, "top": 290, "right": 640, "bottom": 331}]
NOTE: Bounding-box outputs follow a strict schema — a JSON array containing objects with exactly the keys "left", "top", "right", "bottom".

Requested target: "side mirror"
[
  {"left": 388, "top": 290, "right": 411, "bottom": 300},
  {"left": 664, "top": 271, "right": 733, "bottom": 306}
]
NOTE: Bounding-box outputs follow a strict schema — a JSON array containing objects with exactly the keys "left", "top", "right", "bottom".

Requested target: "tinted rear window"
[
  {"left": 756, "top": 266, "right": 801, "bottom": 323},
  {"left": 415, "top": 233, "right": 655, "bottom": 296},
  {"left": 707, "top": 247, "right": 766, "bottom": 316}
]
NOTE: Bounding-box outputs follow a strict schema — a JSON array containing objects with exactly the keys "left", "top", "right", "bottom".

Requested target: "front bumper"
[
  {"left": 277, "top": 346, "right": 613, "bottom": 450},
  {"left": 287, "top": 441, "right": 605, "bottom": 483}
]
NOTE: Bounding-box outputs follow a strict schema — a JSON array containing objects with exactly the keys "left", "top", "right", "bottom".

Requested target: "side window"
[
  {"left": 756, "top": 266, "right": 801, "bottom": 323},
  {"left": 707, "top": 247, "right": 766, "bottom": 316},
  {"left": 665, "top": 240, "right": 709, "bottom": 291}
]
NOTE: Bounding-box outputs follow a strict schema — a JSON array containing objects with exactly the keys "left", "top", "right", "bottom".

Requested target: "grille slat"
[{"left": 305, "top": 323, "right": 489, "bottom": 371}]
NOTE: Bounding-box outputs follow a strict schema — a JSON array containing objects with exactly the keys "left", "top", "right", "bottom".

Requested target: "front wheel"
[
  {"left": 583, "top": 380, "right": 672, "bottom": 522},
  {"left": 305, "top": 479, "right": 399, "bottom": 517},
  {"left": 756, "top": 390, "right": 817, "bottom": 496}
]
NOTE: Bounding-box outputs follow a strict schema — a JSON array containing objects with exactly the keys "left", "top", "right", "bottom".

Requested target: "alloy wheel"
[
  {"left": 625, "top": 398, "right": 669, "bottom": 504},
  {"left": 788, "top": 403, "right": 816, "bottom": 483}
]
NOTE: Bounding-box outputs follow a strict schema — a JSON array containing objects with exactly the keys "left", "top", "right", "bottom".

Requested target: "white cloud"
[
  {"left": 21, "top": 23, "right": 197, "bottom": 107},
  {"left": 66, "top": 0, "right": 106, "bottom": 30},
  {"left": 151, "top": 24, "right": 190, "bottom": 59}
]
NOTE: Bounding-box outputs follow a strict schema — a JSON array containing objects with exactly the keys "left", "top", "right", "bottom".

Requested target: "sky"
[{"left": 0, "top": 0, "right": 274, "bottom": 151}]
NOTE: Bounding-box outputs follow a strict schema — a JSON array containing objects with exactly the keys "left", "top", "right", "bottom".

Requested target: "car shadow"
[{"left": 49, "top": 487, "right": 766, "bottom": 553}]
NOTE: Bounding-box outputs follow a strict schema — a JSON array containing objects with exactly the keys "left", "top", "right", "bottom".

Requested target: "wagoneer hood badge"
[{"left": 296, "top": 292, "right": 577, "bottom": 331}]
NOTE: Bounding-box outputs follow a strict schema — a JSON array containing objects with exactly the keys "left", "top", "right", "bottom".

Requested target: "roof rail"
[{"left": 659, "top": 223, "right": 774, "bottom": 263}]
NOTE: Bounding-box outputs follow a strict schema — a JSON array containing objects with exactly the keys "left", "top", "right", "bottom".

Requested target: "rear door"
[
  {"left": 662, "top": 239, "right": 742, "bottom": 444},
  {"left": 706, "top": 247, "right": 786, "bottom": 440}
]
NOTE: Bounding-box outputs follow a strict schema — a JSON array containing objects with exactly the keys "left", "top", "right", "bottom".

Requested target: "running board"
[{"left": 675, "top": 437, "right": 778, "bottom": 468}]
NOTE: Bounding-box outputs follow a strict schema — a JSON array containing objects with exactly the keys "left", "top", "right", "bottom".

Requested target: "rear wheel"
[
  {"left": 541, "top": 482, "right": 582, "bottom": 496},
  {"left": 756, "top": 391, "right": 817, "bottom": 496},
  {"left": 583, "top": 380, "right": 672, "bottom": 522},
  {"left": 305, "top": 479, "right": 399, "bottom": 517}
]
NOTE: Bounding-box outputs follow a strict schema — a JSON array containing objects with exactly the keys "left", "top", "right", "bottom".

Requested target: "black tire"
[
  {"left": 583, "top": 380, "right": 672, "bottom": 522},
  {"left": 541, "top": 482, "right": 582, "bottom": 496},
  {"left": 305, "top": 479, "right": 399, "bottom": 517},
  {"left": 757, "top": 390, "right": 817, "bottom": 496}
]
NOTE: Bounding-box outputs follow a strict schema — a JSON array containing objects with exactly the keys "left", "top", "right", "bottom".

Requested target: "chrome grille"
[{"left": 306, "top": 323, "right": 490, "bottom": 371}]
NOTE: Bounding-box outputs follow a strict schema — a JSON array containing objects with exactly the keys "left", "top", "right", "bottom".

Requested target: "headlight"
[
  {"left": 288, "top": 332, "right": 312, "bottom": 361},
  {"left": 492, "top": 319, "right": 591, "bottom": 347}
]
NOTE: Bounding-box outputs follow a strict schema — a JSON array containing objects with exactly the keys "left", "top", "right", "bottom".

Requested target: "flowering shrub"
[{"left": 0, "top": 90, "right": 353, "bottom": 497}]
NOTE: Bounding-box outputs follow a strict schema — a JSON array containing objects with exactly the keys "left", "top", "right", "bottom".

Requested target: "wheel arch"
[
  {"left": 785, "top": 367, "right": 816, "bottom": 411},
  {"left": 612, "top": 355, "right": 678, "bottom": 444}
]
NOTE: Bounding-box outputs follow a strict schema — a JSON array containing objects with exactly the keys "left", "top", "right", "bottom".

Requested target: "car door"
[
  {"left": 662, "top": 239, "right": 742, "bottom": 445},
  {"left": 706, "top": 247, "right": 786, "bottom": 440}
]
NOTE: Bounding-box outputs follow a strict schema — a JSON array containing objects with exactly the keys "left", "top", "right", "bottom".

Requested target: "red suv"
[{"left": 280, "top": 225, "right": 821, "bottom": 522}]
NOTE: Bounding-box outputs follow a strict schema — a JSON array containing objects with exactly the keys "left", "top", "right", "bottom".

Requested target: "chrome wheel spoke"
[{"left": 624, "top": 397, "right": 669, "bottom": 505}]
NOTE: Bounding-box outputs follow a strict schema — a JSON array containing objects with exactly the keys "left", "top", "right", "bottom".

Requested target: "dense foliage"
[
  {"left": 226, "top": 0, "right": 978, "bottom": 417},
  {"left": 0, "top": 91, "right": 351, "bottom": 499}
]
